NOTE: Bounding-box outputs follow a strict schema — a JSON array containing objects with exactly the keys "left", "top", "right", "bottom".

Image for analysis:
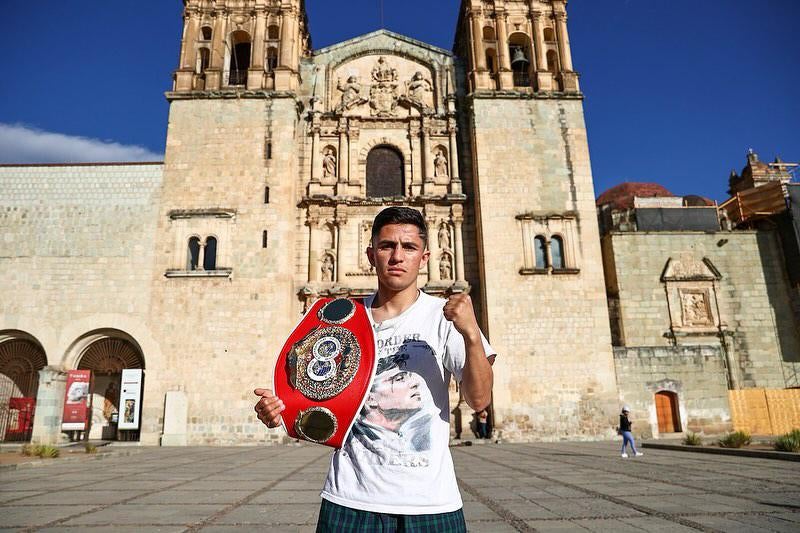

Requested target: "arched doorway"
[
  {"left": 77, "top": 337, "right": 145, "bottom": 441},
  {"left": 0, "top": 338, "right": 47, "bottom": 442},
  {"left": 227, "top": 30, "right": 251, "bottom": 86},
  {"left": 366, "top": 146, "right": 405, "bottom": 198},
  {"left": 655, "top": 391, "right": 681, "bottom": 433}
]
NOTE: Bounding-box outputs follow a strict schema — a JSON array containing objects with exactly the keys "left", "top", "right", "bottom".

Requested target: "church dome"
[
  {"left": 682, "top": 195, "right": 715, "bottom": 207},
  {"left": 596, "top": 182, "right": 674, "bottom": 210}
]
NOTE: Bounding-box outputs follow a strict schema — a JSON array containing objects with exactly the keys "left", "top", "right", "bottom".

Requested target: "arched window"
[
  {"left": 197, "top": 48, "right": 210, "bottom": 76},
  {"left": 204, "top": 236, "right": 218, "bottom": 271},
  {"left": 187, "top": 237, "right": 201, "bottom": 270},
  {"left": 201, "top": 26, "right": 213, "bottom": 41},
  {"left": 544, "top": 27, "right": 556, "bottom": 42},
  {"left": 508, "top": 33, "right": 532, "bottom": 87},
  {"left": 228, "top": 31, "right": 251, "bottom": 86},
  {"left": 655, "top": 391, "right": 682, "bottom": 433},
  {"left": 534, "top": 236, "right": 547, "bottom": 269},
  {"left": 482, "top": 26, "right": 496, "bottom": 41},
  {"left": 547, "top": 50, "right": 559, "bottom": 73},
  {"left": 485, "top": 49, "right": 498, "bottom": 75},
  {"left": 266, "top": 47, "right": 278, "bottom": 72},
  {"left": 550, "top": 236, "right": 565, "bottom": 269},
  {"left": 366, "top": 146, "right": 404, "bottom": 198},
  {"left": 268, "top": 25, "right": 280, "bottom": 40}
]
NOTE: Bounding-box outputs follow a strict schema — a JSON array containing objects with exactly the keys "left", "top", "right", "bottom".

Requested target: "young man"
[{"left": 254, "top": 206, "right": 495, "bottom": 531}]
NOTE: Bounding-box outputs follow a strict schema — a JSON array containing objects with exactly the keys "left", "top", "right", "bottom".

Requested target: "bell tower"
[
  {"left": 455, "top": 0, "right": 578, "bottom": 93},
  {"left": 173, "top": 0, "right": 310, "bottom": 92},
  {"left": 454, "top": 0, "right": 619, "bottom": 439}
]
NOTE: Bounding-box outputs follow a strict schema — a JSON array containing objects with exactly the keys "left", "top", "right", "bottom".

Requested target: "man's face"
[
  {"left": 367, "top": 223, "right": 429, "bottom": 293},
  {"left": 370, "top": 368, "right": 424, "bottom": 414}
]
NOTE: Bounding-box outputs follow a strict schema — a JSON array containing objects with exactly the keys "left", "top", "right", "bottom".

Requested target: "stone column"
[
  {"left": 554, "top": 10, "right": 573, "bottom": 72},
  {"left": 176, "top": 10, "right": 201, "bottom": 91},
  {"left": 421, "top": 121, "right": 434, "bottom": 193},
  {"left": 198, "top": 242, "right": 207, "bottom": 271},
  {"left": 30, "top": 366, "right": 67, "bottom": 445},
  {"left": 338, "top": 120, "right": 349, "bottom": 183},
  {"left": 531, "top": 10, "right": 547, "bottom": 71},
  {"left": 205, "top": 10, "right": 228, "bottom": 89},
  {"left": 495, "top": 11, "right": 513, "bottom": 89},
  {"left": 279, "top": 10, "right": 296, "bottom": 69},
  {"left": 470, "top": 9, "right": 487, "bottom": 72},
  {"left": 181, "top": 11, "right": 200, "bottom": 69},
  {"left": 307, "top": 209, "right": 321, "bottom": 282},
  {"left": 310, "top": 122, "right": 321, "bottom": 183},
  {"left": 335, "top": 206, "right": 348, "bottom": 283},
  {"left": 248, "top": 9, "right": 267, "bottom": 90},
  {"left": 448, "top": 118, "right": 460, "bottom": 183},
  {"left": 452, "top": 205, "right": 466, "bottom": 283},
  {"left": 426, "top": 211, "right": 440, "bottom": 282}
]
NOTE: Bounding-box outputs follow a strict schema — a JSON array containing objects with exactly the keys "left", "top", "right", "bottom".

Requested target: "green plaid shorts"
[{"left": 316, "top": 499, "right": 467, "bottom": 532}]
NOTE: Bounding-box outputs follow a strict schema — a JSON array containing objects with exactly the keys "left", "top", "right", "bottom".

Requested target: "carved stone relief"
[
  {"left": 369, "top": 57, "right": 400, "bottom": 117},
  {"left": 434, "top": 149, "right": 449, "bottom": 178},
  {"left": 438, "top": 223, "right": 451, "bottom": 250},
  {"left": 440, "top": 253, "right": 453, "bottom": 281},
  {"left": 332, "top": 55, "right": 437, "bottom": 117},
  {"left": 680, "top": 290, "right": 713, "bottom": 327},
  {"left": 358, "top": 221, "right": 374, "bottom": 273},
  {"left": 322, "top": 147, "right": 337, "bottom": 178},
  {"left": 321, "top": 254, "right": 335, "bottom": 282}
]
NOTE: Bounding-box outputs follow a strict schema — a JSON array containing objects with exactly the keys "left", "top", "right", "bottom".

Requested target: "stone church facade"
[{"left": 1, "top": 0, "right": 797, "bottom": 445}]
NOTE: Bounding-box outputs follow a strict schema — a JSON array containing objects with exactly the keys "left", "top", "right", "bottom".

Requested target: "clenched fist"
[
  {"left": 253, "top": 388, "right": 285, "bottom": 429},
  {"left": 443, "top": 293, "right": 480, "bottom": 343}
]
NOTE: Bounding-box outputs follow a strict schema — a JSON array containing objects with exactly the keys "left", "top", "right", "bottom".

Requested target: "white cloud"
[{"left": 0, "top": 123, "right": 162, "bottom": 164}]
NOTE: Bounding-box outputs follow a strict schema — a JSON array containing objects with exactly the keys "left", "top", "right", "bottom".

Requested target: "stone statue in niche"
[
  {"left": 438, "top": 223, "right": 451, "bottom": 250},
  {"left": 434, "top": 149, "right": 449, "bottom": 178},
  {"left": 322, "top": 147, "right": 337, "bottom": 178},
  {"left": 369, "top": 57, "right": 400, "bottom": 117},
  {"left": 682, "top": 292, "right": 711, "bottom": 326},
  {"left": 321, "top": 255, "right": 334, "bottom": 282},
  {"left": 407, "top": 71, "right": 433, "bottom": 106},
  {"left": 440, "top": 254, "right": 453, "bottom": 281},
  {"left": 336, "top": 76, "right": 368, "bottom": 112}
]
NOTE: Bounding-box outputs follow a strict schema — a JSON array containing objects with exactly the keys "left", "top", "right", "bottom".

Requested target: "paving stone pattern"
[{"left": 0, "top": 442, "right": 799, "bottom": 532}]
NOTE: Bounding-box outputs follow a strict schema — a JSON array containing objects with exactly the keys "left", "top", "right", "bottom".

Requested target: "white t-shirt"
[{"left": 320, "top": 291, "right": 495, "bottom": 515}]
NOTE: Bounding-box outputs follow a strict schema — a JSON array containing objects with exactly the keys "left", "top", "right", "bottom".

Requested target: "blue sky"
[{"left": 1, "top": 0, "right": 798, "bottom": 201}]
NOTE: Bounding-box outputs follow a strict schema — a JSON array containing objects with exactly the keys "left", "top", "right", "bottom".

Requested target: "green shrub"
[
  {"left": 36, "top": 445, "right": 60, "bottom": 458},
  {"left": 774, "top": 429, "right": 800, "bottom": 453},
  {"left": 84, "top": 443, "right": 98, "bottom": 454},
  {"left": 718, "top": 430, "right": 751, "bottom": 448},
  {"left": 683, "top": 432, "right": 703, "bottom": 446}
]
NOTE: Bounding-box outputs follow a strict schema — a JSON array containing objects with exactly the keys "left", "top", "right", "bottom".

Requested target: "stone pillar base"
[
  {"left": 174, "top": 69, "right": 195, "bottom": 92},
  {"left": 562, "top": 72, "right": 580, "bottom": 93},
  {"left": 536, "top": 71, "right": 554, "bottom": 92},
  {"left": 30, "top": 367, "right": 68, "bottom": 445},
  {"left": 247, "top": 69, "right": 265, "bottom": 90},
  {"left": 498, "top": 71, "right": 514, "bottom": 90},
  {"left": 274, "top": 68, "right": 298, "bottom": 91},
  {"left": 160, "top": 391, "right": 188, "bottom": 447},
  {"left": 204, "top": 69, "right": 222, "bottom": 91}
]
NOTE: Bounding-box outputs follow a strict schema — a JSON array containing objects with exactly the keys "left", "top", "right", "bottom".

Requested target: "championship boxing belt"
[{"left": 272, "top": 297, "right": 376, "bottom": 448}]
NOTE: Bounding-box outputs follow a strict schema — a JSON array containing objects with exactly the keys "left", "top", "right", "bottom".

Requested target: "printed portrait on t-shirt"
[{"left": 348, "top": 340, "right": 439, "bottom": 467}]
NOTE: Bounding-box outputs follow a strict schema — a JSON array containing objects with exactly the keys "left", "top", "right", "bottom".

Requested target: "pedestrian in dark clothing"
[{"left": 619, "top": 406, "right": 643, "bottom": 458}]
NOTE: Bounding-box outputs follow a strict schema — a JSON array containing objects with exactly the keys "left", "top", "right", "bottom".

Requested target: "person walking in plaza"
[
  {"left": 619, "top": 406, "right": 643, "bottom": 458},
  {"left": 254, "top": 206, "right": 495, "bottom": 532},
  {"left": 477, "top": 409, "right": 489, "bottom": 439}
]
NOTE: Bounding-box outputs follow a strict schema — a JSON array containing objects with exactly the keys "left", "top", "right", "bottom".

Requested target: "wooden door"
[{"left": 656, "top": 391, "right": 680, "bottom": 433}]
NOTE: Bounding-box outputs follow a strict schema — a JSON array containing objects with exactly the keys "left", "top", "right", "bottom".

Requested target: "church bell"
[{"left": 511, "top": 47, "right": 530, "bottom": 68}]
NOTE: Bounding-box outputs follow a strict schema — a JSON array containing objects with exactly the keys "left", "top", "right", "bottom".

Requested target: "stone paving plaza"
[{"left": 1, "top": 441, "right": 799, "bottom": 532}]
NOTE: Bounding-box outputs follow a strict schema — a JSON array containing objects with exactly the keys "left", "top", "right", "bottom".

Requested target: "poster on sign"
[
  {"left": 62, "top": 370, "right": 92, "bottom": 431},
  {"left": 118, "top": 369, "right": 143, "bottom": 431}
]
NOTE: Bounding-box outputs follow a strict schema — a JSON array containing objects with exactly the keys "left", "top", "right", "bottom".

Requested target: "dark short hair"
[{"left": 371, "top": 207, "right": 428, "bottom": 247}]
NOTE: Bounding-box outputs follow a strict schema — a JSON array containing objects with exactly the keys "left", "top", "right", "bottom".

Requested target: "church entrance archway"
[
  {"left": 0, "top": 336, "right": 47, "bottom": 442},
  {"left": 655, "top": 391, "right": 681, "bottom": 434},
  {"left": 77, "top": 336, "right": 145, "bottom": 442},
  {"left": 366, "top": 145, "right": 405, "bottom": 198}
]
